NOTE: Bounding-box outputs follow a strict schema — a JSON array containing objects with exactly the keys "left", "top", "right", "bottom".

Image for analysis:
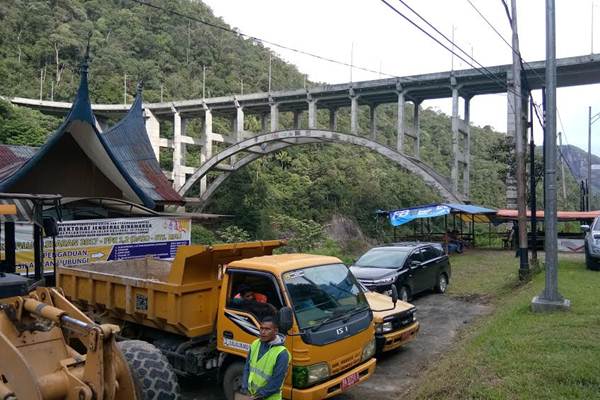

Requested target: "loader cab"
[{"left": 0, "top": 193, "right": 62, "bottom": 294}]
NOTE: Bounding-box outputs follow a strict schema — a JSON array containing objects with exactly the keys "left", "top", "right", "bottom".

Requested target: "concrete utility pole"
[
  {"left": 268, "top": 54, "right": 272, "bottom": 92},
  {"left": 529, "top": 97, "right": 538, "bottom": 264},
  {"left": 532, "top": 0, "right": 570, "bottom": 312},
  {"left": 123, "top": 73, "right": 127, "bottom": 105},
  {"left": 350, "top": 42, "right": 354, "bottom": 83},
  {"left": 511, "top": 0, "right": 529, "bottom": 279},
  {"left": 592, "top": 1, "right": 595, "bottom": 54},
  {"left": 202, "top": 65, "right": 206, "bottom": 99},
  {"left": 589, "top": 107, "right": 593, "bottom": 209},
  {"left": 588, "top": 106, "right": 599, "bottom": 209}
]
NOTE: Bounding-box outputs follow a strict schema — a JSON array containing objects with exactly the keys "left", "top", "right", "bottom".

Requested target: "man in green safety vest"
[{"left": 241, "top": 316, "right": 290, "bottom": 400}]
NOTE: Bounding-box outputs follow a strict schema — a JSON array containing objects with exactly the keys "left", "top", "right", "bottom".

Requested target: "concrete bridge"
[{"left": 10, "top": 53, "right": 600, "bottom": 208}]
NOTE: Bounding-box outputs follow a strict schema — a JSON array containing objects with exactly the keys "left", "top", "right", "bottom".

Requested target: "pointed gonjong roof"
[
  {"left": 0, "top": 53, "right": 183, "bottom": 208},
  {"left": 102, "top": 83, "right": 183, "bottom": 206}
]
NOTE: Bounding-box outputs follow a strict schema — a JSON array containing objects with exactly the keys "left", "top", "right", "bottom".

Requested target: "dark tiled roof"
[
  {"left": 102, "top": 92, "right": 183, "bottom": 205},
  {"left": 0, "top": 59, "right": 183, "bottom": 208},
  {"left": 0, "top": 144, "right": 37, "bottom": 182}
]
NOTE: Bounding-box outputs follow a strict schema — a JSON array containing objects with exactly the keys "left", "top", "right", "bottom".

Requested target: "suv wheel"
[
  {"left": 585, "top": 247, "right": 597, "bottom": 270},
  {"left": 398, "top": 285, "right": 410, "bottom": 302},
  {"left": 434, "top": 273, "right": 448, "bottom": 294}
]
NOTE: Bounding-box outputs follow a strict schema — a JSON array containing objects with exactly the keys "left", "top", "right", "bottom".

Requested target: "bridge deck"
[{"left": 9, "top": 54, "right": 600, "bottom": 118}]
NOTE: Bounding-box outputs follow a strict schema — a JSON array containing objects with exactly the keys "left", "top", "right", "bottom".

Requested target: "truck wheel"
[
  {"left": 222, "top": 361, "right": 245, "bottom": 400},
  {"left": 117, "top": 340, "right": 181, "bottom": 400},
  {"left": 434, "top": 273, "right": 448, "bottom": 293}
]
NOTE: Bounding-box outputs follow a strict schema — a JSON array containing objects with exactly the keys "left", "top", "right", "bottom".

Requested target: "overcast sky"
[{"left": 203, "top": 0, "right": 600, "bottom": 155}]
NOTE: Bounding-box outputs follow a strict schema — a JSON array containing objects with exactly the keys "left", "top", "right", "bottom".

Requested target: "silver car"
[{"left": 581, "top": 218, "right": 600, "bottom": 270}]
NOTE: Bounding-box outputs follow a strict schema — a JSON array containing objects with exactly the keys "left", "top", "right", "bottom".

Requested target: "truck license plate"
[{"left": 341, "top": 372, "right": 360, "bottom": 391}]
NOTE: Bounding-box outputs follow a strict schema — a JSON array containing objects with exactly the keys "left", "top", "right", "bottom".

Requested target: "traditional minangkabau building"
[{"left": 0, "top": 55, "right": 184, "bottom": 213}]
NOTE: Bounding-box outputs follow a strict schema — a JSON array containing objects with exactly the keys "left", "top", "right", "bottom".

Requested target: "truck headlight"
[
  {"left": 361, "top": 338, "right": 376, "bottom": 362},
  {"left": 292, "top": 362, "right": 330, "bottom": 388},
  {"left": 376, "top": 322, "right": 393, "bottom": 333}
]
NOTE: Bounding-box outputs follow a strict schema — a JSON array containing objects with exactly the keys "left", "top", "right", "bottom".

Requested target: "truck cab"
[{"left": 219, "top": 254, "right": 376, "bottom": 399}]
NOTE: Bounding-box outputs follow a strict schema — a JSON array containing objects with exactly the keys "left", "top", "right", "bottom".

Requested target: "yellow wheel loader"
[{"left": 0, "top": 193, "right": 180, "bottom": 400}]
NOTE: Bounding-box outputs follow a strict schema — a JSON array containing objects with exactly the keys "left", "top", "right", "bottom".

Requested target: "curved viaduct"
[
  {"left": 178, "top": 129, "right": 465, "bottom": 208},
  {"left": 13, "top": 53, "right": 600, "bottom": 208}
]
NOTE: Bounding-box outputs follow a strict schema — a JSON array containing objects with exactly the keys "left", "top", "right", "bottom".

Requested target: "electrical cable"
[
  {"left": 395, "top": 0, "right": 507, "bottom": 86},
  {"left": 380, "top": 0, "right": 513, "bottom": 93},
  {"left": 130, "top": 0, "right": 401, "bottom": 79}
]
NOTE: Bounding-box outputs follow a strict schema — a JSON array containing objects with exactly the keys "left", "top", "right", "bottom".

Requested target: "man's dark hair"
[
  {"left": 260, "top": 315, "right": 279, "bottom": 329},
  {"left": 237, "top": 283, "right": 252, "bottom": 296}
]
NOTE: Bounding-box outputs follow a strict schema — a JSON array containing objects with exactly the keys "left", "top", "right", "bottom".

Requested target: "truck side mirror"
[
  {"left": 278, "top": 307, "right": 293, "bottom": 334},
  {"left": 390, "top": 285, "right": 398, "bottom": 306},
  {"left": 581, "top": 224, "right": 591, "bottom": 232}
]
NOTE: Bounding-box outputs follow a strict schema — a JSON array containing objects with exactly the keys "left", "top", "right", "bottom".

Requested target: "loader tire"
[{"left": 117, "top": 340, "right": 180, "bottom": 400}]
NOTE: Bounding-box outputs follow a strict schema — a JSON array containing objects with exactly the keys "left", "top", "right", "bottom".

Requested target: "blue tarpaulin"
[
  {"left": 389, "top": 204, "right": 451, "bottom": 226},
  {"left": 384, "top": 203, "right": 496, "bottom": 227}
]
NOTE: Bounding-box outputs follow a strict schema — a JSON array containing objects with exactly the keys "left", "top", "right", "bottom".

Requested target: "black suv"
[{"left": 350, "top": 242, "right": 451, "bottom": 301}]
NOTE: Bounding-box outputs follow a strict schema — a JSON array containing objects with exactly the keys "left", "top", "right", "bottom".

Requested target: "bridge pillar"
[
  {"left": 350, "top": 90, "right": 359, "bottom": 134},
  {"left": 308, "top": 98, "right": 317, "bottom": 129},
  {"left": 451, "top": 86, "right": 459, "bottom": 193},
  {"left": 172, "top": 110, "right": 185, "bottom": 190},
  {"left": 270, "top": 101, "right": 279, "bottom": 131},
  {"left": 329, "top": 108, "right": 337, "bottom": 131},
  {"left": 260, "top": 112, "right": 268, "bottom": 133},
  {"left": 144, "top": 108, "right": 161, "bottom": 160},
  {"left": 200, "top": 106, "right": 213, "bottom": 194},
  {"left": 233, "top": 101, "right": 244, "bottom": 142},
  {"left": 463, "top": 97, "right": 471, "bottom": 196},
  {"left": 370, "top": 104, "right": 377, "bottom": 139},
  {"left": 505, "top": 71, "right": 529, "bottom": 208},
  {"left": 413, "top": 101, "right": 421, "bottom": 158},
  {"left": 451, "top": 83, "right": 471, "bottom": 197},
  {"left": 396, "top": 91, "right": 405, "bottom": 152},
  {"left": 293, "top": 110, "right": 302, "bottom": 129}
]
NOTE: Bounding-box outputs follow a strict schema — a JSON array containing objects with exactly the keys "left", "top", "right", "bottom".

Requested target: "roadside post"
[{"left": 532, "top": 0, "right": 570, "bottom": 312}]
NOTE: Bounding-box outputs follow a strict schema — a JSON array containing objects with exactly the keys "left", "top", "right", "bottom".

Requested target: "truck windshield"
[{"left": 282, "top": 263, "right": 368, "bottom": 330}]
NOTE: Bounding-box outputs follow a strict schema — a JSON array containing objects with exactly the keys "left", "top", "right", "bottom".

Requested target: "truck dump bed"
[{"left": 57, "top": 240, "right": 283, "bottom": 337}]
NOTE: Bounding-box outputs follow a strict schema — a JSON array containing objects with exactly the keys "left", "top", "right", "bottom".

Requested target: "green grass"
[
  {"left": 447, "top": 250, "right": 521, "bottom": 300},
  {"left": 413, "top": 251, "right": 600, "bottom": 400}
]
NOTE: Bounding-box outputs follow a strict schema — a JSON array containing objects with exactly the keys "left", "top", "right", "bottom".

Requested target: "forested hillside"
[{"left": 0, "top": 0, "right": 581, "bottom": 250}]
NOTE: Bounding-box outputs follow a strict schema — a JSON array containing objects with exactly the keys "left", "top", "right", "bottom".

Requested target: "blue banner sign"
[{"left": 389, "top": 205, "right": 451, "bottom": 226}]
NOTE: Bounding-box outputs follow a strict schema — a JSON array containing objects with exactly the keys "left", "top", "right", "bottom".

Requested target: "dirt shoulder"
[{"left": 334, "top": 293, "right": 492, "bottom": 400}]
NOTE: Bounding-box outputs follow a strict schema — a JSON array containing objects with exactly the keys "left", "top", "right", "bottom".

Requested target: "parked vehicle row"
[
  {"left": 350, "top": 242, "right": 452, "bottom": 301},
  {"left": 55, "top": 240, "right": 444, "bottom": 399},
  {"left": 582, "top": 218, "right": 600, "bottom": 270}
]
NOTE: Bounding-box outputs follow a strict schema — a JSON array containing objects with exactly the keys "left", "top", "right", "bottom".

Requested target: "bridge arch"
[{"left": 178, "top": 129, "right": 465, "bottom": 207}]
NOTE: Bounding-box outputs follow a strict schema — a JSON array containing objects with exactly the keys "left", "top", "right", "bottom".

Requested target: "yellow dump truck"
[{"left": 57, "top": 241, "right": 377, "bottom": 399}]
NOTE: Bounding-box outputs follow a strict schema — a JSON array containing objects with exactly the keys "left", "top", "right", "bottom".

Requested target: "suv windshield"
[
  {"left": 354, "top": 247, "right": 411, "bottom": 269},
  {"left": 283, "top": 263, "right": 368, "bottom": 330},
  {"left": 593, "top": 218, "right": 600, "bottom": 231}
]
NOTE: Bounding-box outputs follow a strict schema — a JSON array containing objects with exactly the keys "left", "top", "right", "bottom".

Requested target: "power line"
[
  {"left": 465, "top": 0, "right": 513, "bottom": 54},
  {"left": 395, "top": 0, "right": 504, "bottom": 82},
  {"left": 378, "top": 0, "right": 526, "bottom": 103},
  {"left": 466, "top": 0, "right": 546, "bottom": 86},
  {"left": 130, "top": 0, "right": 400, "bottom": 79}
]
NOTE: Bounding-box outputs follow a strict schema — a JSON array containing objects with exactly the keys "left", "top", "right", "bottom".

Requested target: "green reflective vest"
[{"left": 248, "top": 339, "right": 290, "bottom": 400}]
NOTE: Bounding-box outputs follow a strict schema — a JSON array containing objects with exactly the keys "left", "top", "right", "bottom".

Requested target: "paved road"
[{"left": 181, "top": 293, "right": 491, "bottom": 399}]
